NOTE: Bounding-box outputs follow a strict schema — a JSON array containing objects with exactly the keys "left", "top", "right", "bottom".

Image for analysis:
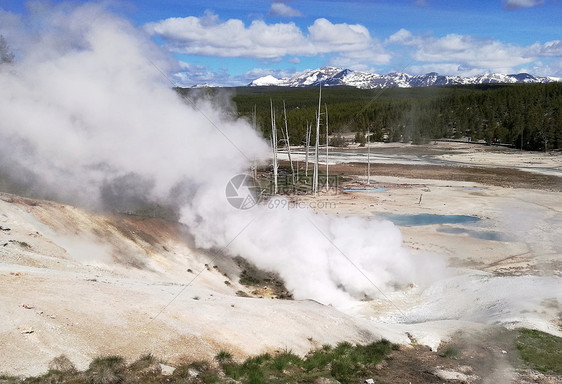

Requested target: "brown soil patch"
[{"left": 325, "top": 162, "right": 562, "bottom": 191}]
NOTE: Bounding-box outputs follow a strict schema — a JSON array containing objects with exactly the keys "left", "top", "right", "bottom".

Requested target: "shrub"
[
  {"left": 86, "top": 355, "right": 126, "bottom": 384},
  {"left": 333, "top": 341, "right": 353, "bottom": 356},
  {"left": 242, "top": 353, "right": 271, "bottom": 368},
  {"left": 355, "top": 131, "right": 366, "bottom": 146},
  {"left": 271, "top": 350, "right": 302, "bottom": 371},
  {"left": 329, "top": 134, "right": 346, "bottom": 147},
  {"left": 128, "top": 353, "right": 158, "bottom": 372},
  {"left": 302, "top": 349, "right": 332, "bottom": 372},
  {"left": 7, "top": 340, "right": 397, "bottom": 384},
  {"left": 173, "top": 359, "right": 220, "bottom": 383},
  {"left": 246, "top": 365, "right": 265, "bottom": 384},
  {"left": 239, "top": 274, "right": 261, "bottom": 286},
  {"left": 330, "top": 356, "right": 355, "bottom": 384},
  {"left": 215, "top": 350, "right": 233, "bottom": 364},
  {"left": 360, "top": 339, "right": 393, "bottom": 364},
  {"left": 221, "top": 362, "right": 243, "bottom": 380},
  {"left": 439, "top": 346, "right": 460, "bottom": 359},
  {"left": 48, "top": 354, "right": 76, "bottom": 373}
]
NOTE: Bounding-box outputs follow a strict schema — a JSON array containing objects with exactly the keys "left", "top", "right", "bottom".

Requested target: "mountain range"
[{"left": 248, "top": 67, "right": 561, "bottom": 89}]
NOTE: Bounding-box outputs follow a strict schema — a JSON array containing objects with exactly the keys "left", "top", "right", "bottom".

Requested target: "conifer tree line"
[{"left": 221, "top": 83, "right": 562, "bottom": 151}]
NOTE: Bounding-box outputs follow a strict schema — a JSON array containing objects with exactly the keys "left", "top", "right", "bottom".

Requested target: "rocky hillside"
[{"left": 0, "top": 192, "right": 405, "bottom": 377}]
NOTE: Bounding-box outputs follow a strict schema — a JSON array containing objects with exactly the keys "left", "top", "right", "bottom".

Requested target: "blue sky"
[{"left": 1, "top": 0, "right": 561, "bottom": 86}]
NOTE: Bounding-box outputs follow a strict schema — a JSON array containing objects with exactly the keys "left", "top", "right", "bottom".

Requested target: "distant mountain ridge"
[{"left": 248, "top": 67, "right": 561, "bottom": 89}]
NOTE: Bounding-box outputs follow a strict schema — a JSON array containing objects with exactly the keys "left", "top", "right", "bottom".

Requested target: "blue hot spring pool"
[{"left": 376, "top": 213, "right": 480, "bottom": 226}]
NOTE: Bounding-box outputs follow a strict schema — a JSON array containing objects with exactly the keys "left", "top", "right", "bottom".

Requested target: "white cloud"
[
  {"left": 528, "top": 40, "right": 562, "bottom": 57},
  {"left": 414, "top": 34, "right": 532, "bottom": 70},
  {"left": 308, "top": 18, "right": 369, "bottom": 46},
  {"left": 270, "top": 2, "right": 302, "bottom": 17},
  {"left": 407, "top": 63, "right": 486, "bottom": 77},
  {"left": 386, "top": 28, "right": 419, "bottom": 45},
  {"left": 386, "top": 29, "right": 562, "bottom": 75},
  {"left": 172, "top": 63, "right": 299, "bottom": 87},
  {"left": 146, "top": 12, "right": 560, "bottom": 80},
  {"left": 328, "top": 48, "right": 390, "bottom": 70},
  {"left": 173, "top": 62, "right": 232, "bottom": 86},
  {"left": 327, "top": 59, "right": 376, "bottom": 73},
  {"left": 502, "top": 0, "right": 545, "bottom": 10},
  {"left": 145, "top": 15, "right": 390, "bottom": 65},
  {"left": 519, "top": 59, "right": 562, "bottom": 77}
]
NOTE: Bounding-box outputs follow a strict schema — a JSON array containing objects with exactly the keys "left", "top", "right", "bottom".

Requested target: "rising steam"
[{"left": 0, "top": 3, "right": 441, "bottom": 307}]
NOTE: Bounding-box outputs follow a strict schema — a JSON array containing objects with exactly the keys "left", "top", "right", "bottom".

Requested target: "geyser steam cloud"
[{"left": 0, "top": 3, "right": 442, "bottom": 306}]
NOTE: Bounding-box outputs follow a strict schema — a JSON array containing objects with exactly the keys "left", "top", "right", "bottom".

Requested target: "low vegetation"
[
  {"left": 214, "top": 340, "right": 396, "bottom": 384},
  {"left": 438, "top": 345, "right": 461, "bottom": 359},
  {"left": 0, "top": 340, "right": 396, "bottom": 384},
  {"left": 235, "top": 256, "right": 293, "bottom": 299},
  {"left": 2, "top": 329, "right": 560, "bottom": 383},
  {"left": 516, "top": 328, "right": 562, "bottom": 374}
]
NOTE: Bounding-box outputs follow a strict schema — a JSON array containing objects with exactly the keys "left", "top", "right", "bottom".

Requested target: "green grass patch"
[
  {"left": 239, "top": 274, "right": 261, "bottom": 286},
  {"left": 7, "top": 340, "right": 397, "bottom": 383},
  {"left": 516, "top": 328, "right": 562, "bottom": 374},
  {"left": 214, "top": 350, "right": 233, "bottom": 364},
  {"left": 215, "top": 340, "right": 395, "bottom": 384},
  {"left": 0, "top": 376, "right": 21, "bottom": 384},
  {"left": 271, "top": 350, "right": 303, "bottom": 371},
  {"left": 439, "top": 346, "right": 461, "bottom": 359}
]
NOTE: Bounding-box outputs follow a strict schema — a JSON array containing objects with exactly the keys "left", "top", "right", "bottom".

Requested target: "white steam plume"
[
  {"left": 0, "top": 3, "right": 440, "bottom": 307},
  {"left": 0, "top": 3, "right": 268, "bottom": 205}
]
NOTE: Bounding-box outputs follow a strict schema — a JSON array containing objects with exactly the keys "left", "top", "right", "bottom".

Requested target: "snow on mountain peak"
[
  {"left": 247, "top": 68, "right": 560, "bottom": 89},
  {"left": 249, "top": 75, "right": 283, "bottom": 86}
]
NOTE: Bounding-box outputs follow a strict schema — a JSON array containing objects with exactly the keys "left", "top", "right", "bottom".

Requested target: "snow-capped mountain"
[
  {"left": 248, "top": 67, "right": 560, "bottom": 89},
  {"left": 248, "top": 75, "right": 285, "bottom": 86},
  {"left": 189, "top": 83, "right": 217, "bottom": 88}
]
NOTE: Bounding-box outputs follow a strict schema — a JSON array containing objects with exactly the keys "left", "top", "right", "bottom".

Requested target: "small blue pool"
[
  {"left": 437, "top": 227, "right": 514, "bottom": 242},
  {"left": 377, "top": 213, "right": 480, "bottom": 226},
  {"left": 343, "top": 188, "right": 387, "bottom": 193}
]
